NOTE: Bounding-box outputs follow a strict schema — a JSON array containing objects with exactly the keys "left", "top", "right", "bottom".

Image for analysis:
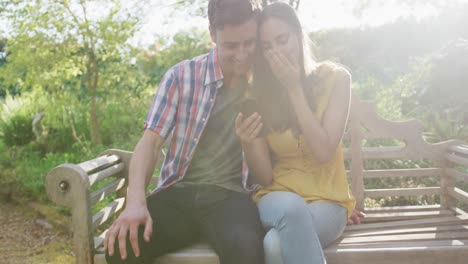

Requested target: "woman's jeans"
[{"left": 258, "top": 191, "right": 347, "bottom": 264}]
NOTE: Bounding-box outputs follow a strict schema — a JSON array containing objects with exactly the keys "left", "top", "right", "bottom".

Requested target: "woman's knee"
[
  {"left": 264, "top": 229, "right": 283, "bottom": 264},
  {"left": 258, "top": 191, "right": 310, "bottom": 227}
]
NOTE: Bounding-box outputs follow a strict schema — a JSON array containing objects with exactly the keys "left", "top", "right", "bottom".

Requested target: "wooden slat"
[
  {"left": 92, "top": 198, "right": 125, "bottom": 230},
  {"left": 446, "top": 152, "right": 468, "bottom": 167},
  {"left": 450, "top": 206, "right": 468, "bottom": 215},
  {"left": 325, "top": 242, "right": 468, "bottom": 264},
  {"left": 365, "top": 187, "right": 440, "bottom": 198},
  {"left": 448, "top": 187, "right": 468, "bottom": 205},
  {"left": 88, "top": 163, "right": 125, "bottom": 186},
  {"left": 94, "top": 230, "right": 108, "bottom": 250},
  {"left": 345, "top": 214, "right": 468, "bottom": 232},
  {"left": 95, "top": 241, "right": 468, "bottom": 264},
  {"left": 90, "top": 178, "right": 126, "bottom": 205},
  {"left": 363, "top": 168, "right": 442, "bottom": 179},
  {"left": 329, "top": 239, "right": 468, "bottom": 250},
  {"left": 339, "top": 231, "right": 468, "bottom": 244},
  {"left": 361, "top": 146, "right": 406, "bottom": 160},
  {"left": 362, "top": 209, "right": 453, "bottom": 223},
  {"left": 363, "top": 205, "right": 442, "bottom": 213},
  {"left": 94, "top": 254, "right": 107, "bottom": 264},
  {"left": 450, "top": 145, "right": 468, "bottom": 156},
  {"left": 79, "top": 155, "right": 120, "bottom": 174},
  {"left": 154, "top": 243, "right": 219, "bottom": 264},
  {"left": 446, "top": 167, "right": 468, "bottom": 183},
  {"left": 349, "top": 98, "right": 365, "bottom": 209},
  {"left": 343, "top": 224, "right": 468, "bottom": 238},
  {"left": 95, "top": 243, "right": 221, "bottom": 264}
]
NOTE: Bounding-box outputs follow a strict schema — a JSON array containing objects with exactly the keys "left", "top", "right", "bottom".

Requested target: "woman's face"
[{"left": 259, "top": 17, "right": 301, "bottom": 65}]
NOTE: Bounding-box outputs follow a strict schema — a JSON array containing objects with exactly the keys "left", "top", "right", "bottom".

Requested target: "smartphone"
[
  {"left": 238, "top": 97, "right": 269, "bottom": 137},
  {"left": 239, "top": 97, "right": 258, "bottom": 117}
]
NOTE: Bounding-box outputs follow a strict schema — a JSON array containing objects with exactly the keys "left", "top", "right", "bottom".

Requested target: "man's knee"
[
  {"left": 105, "top": 240, "right": 141, "bottom": 264},
  {"left": 218, "top": 228, "right": 264, "bottom": 263},
  {"left": 105, "top": 227, "right": 149, "bottom": 264}
]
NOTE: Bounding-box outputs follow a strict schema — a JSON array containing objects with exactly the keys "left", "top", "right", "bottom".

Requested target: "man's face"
[{"left": 211, "top": 18, "right": 258, "bottom": 78}]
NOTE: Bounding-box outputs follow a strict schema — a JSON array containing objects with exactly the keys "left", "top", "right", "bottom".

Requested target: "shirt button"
[
  {"left": 209, "top": 98, "right": 214, "bottom": 102},
  {"left": 202, "top": 118, "right": 206, "bottom": 122},
  {"left": 194, "top": 137, "right": 198, "bottom": 142}
]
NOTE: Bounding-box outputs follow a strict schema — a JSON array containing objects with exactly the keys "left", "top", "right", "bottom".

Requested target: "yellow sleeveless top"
[{"left": 252, "top": 64, "right": 356, "bottom": 218}]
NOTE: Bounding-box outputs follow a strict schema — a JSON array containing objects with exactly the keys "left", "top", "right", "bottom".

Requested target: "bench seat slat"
[
  {"left": 93, "top": 239, "right": 468, "bottom": 264},
  {"left": 345, "top": 214, "right": 468, "bottom": 231},
  {"left": 343, "top": 224, "right": 468, "bottom": 237},
  {"left": 338, "top": 231, "right": 468, "bottom": 244},
  {"left": 325, "top": 242, "right": 468, "bottom": 264}
]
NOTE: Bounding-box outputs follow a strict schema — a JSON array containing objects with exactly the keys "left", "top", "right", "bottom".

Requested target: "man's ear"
[{"left": 209, "top": 26, "right": 217, "bottom": 43}]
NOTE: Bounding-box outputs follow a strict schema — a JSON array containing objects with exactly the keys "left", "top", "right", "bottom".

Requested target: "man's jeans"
[{"left": 106, "top": 184, "right": 265, "bottom": 264}]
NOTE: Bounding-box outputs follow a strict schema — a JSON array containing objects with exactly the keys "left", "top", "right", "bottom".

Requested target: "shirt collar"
[{"left": 204, "top": 48, "right": 224, "bottom": 87}]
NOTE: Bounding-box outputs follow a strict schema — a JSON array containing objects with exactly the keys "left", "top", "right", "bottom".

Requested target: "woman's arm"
[
  {"left": 243, "top": 137, "right": 273, "bottom": 186},
  {"left": 235, "top": 113, "right": 274, "bottom": 186},
  {"left": 288, "top": 70, "right": 351, "bottom": 164},
  {"left": 265, "top": 51, "right": 351, "bottom": 164}
]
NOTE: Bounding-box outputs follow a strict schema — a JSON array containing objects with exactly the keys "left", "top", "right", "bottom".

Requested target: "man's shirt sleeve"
[{"left": 144, "top": 68, "right": 179, "bottom": 139}]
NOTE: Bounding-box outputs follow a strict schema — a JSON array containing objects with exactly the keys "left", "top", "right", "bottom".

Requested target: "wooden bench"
[{"left": 45, "top": 96, "right": 468, "bottom": 264}]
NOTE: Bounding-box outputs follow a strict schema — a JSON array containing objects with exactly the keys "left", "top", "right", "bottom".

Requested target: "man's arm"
[{"left": 104, "top": 129, "right": 165, "bottom": 260}]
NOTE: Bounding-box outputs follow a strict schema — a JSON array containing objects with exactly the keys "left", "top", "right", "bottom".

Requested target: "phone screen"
[
  {"left": 240, "top": 97, "right": 258, "bottom": 117},
  {"left": 238, "top": 97, "right": 269, "bottom": 137}
]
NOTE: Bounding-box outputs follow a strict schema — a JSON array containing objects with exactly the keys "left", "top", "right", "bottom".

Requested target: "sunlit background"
[
  {"left": 134, "top": 0, "right": 468, "bottom": 46},
  {"left": 0, "top": 1, "right": 467, "bottom": 262}
]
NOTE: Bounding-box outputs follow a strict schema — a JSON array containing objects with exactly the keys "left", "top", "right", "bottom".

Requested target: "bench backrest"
[{"left": 344, "top": 96, "right": 460, "bottom": 209}]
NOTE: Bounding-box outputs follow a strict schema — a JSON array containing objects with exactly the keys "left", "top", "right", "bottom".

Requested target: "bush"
[
  {"left": 0, "top": 95, "right": 35, "bottom": 147},
  {"left": 1, "top": 113, "right": 34, "bottom": 146}
]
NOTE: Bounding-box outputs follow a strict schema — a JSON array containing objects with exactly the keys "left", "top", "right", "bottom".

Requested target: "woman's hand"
[
  {"left": 347, "top": 209, "right": 366, "bottom": 225},
  {"left": 265, "top": 50, "right": 301, "bottom": 92},
  {"left": 235, "top": 112, "right": 263, "bottom": 145}
]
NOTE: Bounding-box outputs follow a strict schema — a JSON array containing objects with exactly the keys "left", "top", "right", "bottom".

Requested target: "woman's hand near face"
[
  {"left": 235, "top": 112, "right": 263, "bottom": 145},
  {"left": 266, "top": 49, "right": 301, "bottom": 92}
]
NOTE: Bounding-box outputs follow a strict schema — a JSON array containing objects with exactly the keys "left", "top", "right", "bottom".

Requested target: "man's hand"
[
  {"left": 104, "top": 204, "right": 153, "bottom": 260},
  {"left": 348, "top": 208, "right": 366, "bottom": 225}
]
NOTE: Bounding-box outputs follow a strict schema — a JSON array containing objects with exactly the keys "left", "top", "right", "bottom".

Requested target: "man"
[{"left": 104, "top": 0, "right": 265, "bottom": 263}]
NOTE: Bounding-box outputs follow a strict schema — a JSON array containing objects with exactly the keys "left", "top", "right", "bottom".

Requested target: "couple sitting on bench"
[{"left": 105, "top": 1, "right": 363, "bottom": 264}]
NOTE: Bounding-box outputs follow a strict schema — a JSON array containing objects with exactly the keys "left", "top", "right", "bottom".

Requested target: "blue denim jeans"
[{"left": 258, "top": 191, "right": 347, "bottom": 264}]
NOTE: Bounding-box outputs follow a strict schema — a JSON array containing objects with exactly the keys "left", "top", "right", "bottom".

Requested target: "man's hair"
[{"left": 208, "top": 0, "right": 261, "bottom": 31}]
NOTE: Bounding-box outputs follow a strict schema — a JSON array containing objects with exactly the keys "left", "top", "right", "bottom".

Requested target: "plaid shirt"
[{"left": 145, "top": 48, "right": 252, "bottom": 193}]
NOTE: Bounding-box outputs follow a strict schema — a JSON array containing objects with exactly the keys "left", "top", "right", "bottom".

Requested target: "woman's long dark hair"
[{"left": 253, "top": 2, "right": 316, "bottom": 133}]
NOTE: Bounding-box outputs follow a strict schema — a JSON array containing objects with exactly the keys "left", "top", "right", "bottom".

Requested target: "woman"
[{"left": 235, "top": 3, "right": 360, "bottom": 264}]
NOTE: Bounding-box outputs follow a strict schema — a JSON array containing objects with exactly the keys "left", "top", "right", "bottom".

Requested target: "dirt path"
[{"left": 0, "top": 202, "right": 74, "bottom": 264}]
